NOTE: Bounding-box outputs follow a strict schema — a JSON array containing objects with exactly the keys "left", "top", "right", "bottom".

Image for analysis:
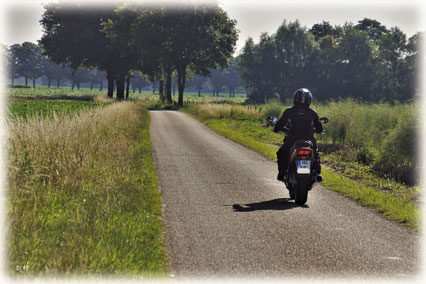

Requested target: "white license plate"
[{"left": 297, "top": 160, "right": 311, "bottom": 174}]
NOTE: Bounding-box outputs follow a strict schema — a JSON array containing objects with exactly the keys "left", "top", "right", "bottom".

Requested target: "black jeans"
[{"left": 276, "top": 136, "right": 319, "bottom": 177}]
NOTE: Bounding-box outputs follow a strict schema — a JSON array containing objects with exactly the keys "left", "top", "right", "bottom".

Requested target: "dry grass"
[
  {"left": 8, "top": 102, "right": 137, "bottom": 188},
  {"left": 185, "top": 103, "right": 262, "bottom": 120},
  {"left": 93, "top": 95, "right": 115, "bottom": 104},
  {"left": 7, "top": 101, "right": 167, "bottom": 275}
]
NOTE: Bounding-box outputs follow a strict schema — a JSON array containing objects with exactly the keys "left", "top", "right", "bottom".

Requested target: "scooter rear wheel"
[{"left": 295, "top": 180, "right": 308, "bottom": 205}]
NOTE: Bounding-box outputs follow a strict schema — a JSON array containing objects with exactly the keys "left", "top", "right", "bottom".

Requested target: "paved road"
[{"left": 150, "top": 110, "right": 419, "bottom": 280}]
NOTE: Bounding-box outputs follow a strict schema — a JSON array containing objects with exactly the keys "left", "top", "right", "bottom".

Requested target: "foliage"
[
  {"left": 262, "top": 103, "right": 284, "bottom": 120},
  {"left": 12, "top": 42, "right": 44, "bottom": 88},
  {"left": 40, "top": 3, "right": 126, "bottom": 97},
  {"left": 133, "top": 3, "right": 238, "bottom": 106},
  {"left": 237, "top": 18, "right": 421, "bottom": 103},
  {"left": 7, "top": 102, "right": 168, "bottom": 275}
]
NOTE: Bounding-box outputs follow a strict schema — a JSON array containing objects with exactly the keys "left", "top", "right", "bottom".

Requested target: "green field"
[
  {"left": 6, "top": 84, "right": 247, "bottom": 100},
  {"left": 7, "top": 99, "right": 106, "bottom": 119}
]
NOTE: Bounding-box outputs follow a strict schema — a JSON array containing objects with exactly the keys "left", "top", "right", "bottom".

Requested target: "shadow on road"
[{"left": 230, "top": 198, "right": 308, "bottom": 212}]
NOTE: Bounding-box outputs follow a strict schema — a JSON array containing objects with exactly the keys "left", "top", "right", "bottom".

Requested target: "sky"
[{"left": 0, "top": 0, "right": 425, "bottom": 53}]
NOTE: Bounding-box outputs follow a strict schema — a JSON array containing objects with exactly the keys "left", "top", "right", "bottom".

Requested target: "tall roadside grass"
[
  {"left": 7, "top": 102, "right": 167, "bottom": 276},
  {"left": 312, "top": 100, "right": 418, "bottom": 185},
  {"left": 183, "top": 103, "right": 262, "bottom": 120}
]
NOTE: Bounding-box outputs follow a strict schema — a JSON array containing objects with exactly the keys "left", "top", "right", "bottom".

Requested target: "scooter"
[{"left": 283, "top": 117, "right": 330, "bottom": 205}]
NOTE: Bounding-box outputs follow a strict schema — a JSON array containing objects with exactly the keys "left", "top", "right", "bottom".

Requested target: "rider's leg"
[{"left": 277, "top": 143, "right": 290, "bottom": 181}]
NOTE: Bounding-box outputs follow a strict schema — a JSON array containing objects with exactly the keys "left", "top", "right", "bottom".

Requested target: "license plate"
[{"left": 297, "top": 160, "right": 311, "bottom": 174}]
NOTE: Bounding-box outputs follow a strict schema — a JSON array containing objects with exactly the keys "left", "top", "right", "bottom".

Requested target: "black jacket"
[{"left": 273, "top": 105, "right": 323, "bottom": 141}]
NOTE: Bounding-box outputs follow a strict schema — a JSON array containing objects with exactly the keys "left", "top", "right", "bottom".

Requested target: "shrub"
[
  {"left": 262, "top": 103, "right": 284, "bottom": 120},
  {"left": 374, "top": 109, "right": 418, "bottom": 185}
]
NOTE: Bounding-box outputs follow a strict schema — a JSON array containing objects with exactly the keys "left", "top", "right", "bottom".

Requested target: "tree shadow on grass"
[
  {"left": 9, "top": 94, "right": 96, "bottom": 101},
  {"left": 230, "top": 198, "right": 308, "bottom": 212}
]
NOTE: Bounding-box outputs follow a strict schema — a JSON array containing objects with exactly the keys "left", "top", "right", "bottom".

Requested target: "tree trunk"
[
  {"left": 57, "top": 79, "right": 60, "bottom": 88},
  {"left": 132, "top": 85, "right": 136, "bottom": 93},
  {"left": 159, "top": 79, "right": 164, "bottom": 102},
  {"left": 11, "top": 77, "right": 14, "bottom": 85},
  {"left": 125, "top": 75, "right": 131, "bottom": 99},
  {"left": 72, "top": 81, "right": 75, "bottom": 90},
  {"left": 116, "top": 74, "right": 125, "bottom": 100},
  {"left": 138, "top": 86, "right": 142, "bottom": 93},
  {"left": 25, "top": 76, "right": 28, "bottom": 86},
  {"left": 177, "top": 65, "right": 186, "bottom": 107},
  {"left": 107, "top": 72, "right": 114, "bottom": 97},
  {"left": 212, "top": 87, "right": 215, "bottom": 96},
  {"left": 230, "top": 89, "right": 232, "bottom": 97},
  {"left": 77, "top": 82, "right": 80, "bottom": 89},
  {"left": 152, "top": 84, "right": 156, "bottom": 94},
  {"left": 99, "top": 79, "right": 103, "bottom": 91},
  {"left": 166, "top": 68, "right": 172, "bottom": 104},
  {"left": 32, "top": 79, "right": 36, "bottom": 89},
  {"left": 48, "top": 78, "right": 51, "bottom": 88},
  {"left": 90, "top": 82, "right": 94, "bottom": 90},
  {"left": 198, "top": 88, "right": 201, "bottom": 97}
]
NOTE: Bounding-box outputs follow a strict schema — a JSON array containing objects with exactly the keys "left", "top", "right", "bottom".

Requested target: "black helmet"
[{"left": 293, "top": 88, "right": 312, "bottom": 106}]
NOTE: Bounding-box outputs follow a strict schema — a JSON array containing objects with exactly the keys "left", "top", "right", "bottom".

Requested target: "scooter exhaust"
[{"left": 315, "top": 175, "right": 323, "bottom": 182}]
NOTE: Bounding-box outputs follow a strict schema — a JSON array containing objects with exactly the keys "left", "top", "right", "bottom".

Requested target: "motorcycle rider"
[{"left": 273, "top": 88, "right": 324, "bottom": 181}]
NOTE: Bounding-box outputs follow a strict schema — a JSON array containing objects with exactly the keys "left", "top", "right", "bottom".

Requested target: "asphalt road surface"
[{"left": 150, "top": 110, "right": 419, "bottom": 280}]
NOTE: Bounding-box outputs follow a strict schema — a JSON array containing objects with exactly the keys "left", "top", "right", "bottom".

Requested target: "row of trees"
[
  {"left": 4, "top": 41, "right": 244, "bottom": 97},
  {"left": 39, "top": 2, "right": 238, "bottom": 105},
  {"left": 5, "top": 41, "right": 107, "bottom": 89},
  {"left": 237, "top": 18, "right": 422, "bottom": 103}
]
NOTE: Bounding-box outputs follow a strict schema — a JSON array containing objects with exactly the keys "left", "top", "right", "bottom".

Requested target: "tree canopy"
[
  {"left": 39, "top": 2, "right": 237, "bottom": 103},
  {"left": 237, "top": 19, "right": 421, "bottom": 104}
]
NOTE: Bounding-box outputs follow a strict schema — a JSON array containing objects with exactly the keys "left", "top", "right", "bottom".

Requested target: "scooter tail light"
[{"left": 297, "top": 149, "right": 312, "bottom": 156}]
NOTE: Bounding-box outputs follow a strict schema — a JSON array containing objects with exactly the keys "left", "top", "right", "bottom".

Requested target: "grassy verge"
[
  {"left": 7, "top": 101, "right": 168, "bottom": 277},
  {"left": 181, "top": 107, "right": 420, "bottom": 230}
]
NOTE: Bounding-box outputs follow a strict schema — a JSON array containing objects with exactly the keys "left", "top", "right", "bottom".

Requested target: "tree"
[
  {"left": 310, "top": 21, "right": 342, "bottom": 41},
  {"left": 42, "top": 56, "right": 67, "bottom": 88},
  {"left": 6, "top": 44, "right": 21, "bottom": 85},
  {"left": 15, "top": 42, "right": 43, "bottom": 88},
  {"left": 101, "top": 5, "right": 139, "bottom": 99},
  {"left": 337, "top": 28, "right": 374, "bottom": 100},
  {"left": 134, "top": 3, "right": 237, "bottom": 106},
  {"left": 86, "top": 68, "right": 106, "bottom": 91},
  {"left": 236, "top": 33, "right": 282, "bottom": 104},
  {"left": 40, "top": 2, "right": 133, "bottom": 98},
  {"left": 355, "top": 18, "right": 388, "bottom": 40},
  {"left": 70, "top": 68, "right": 89, "bottom": 90},
  {"left": 187, "top": 74, "right": 208, "bottom": 97},
  {"left": 209, "top": 68, "right": 227, "bottom": 96},
  {"left": 223, "top": 63, "right": 241, "bottom": 98},
  {"left": 403, "top": 32, "right": 423, "bottom": 100},
  {"left": 274, "top": 21, "right": 319, "bottom": 102},
  {"left": 173, "top": 4, "right": 238, "bottom": 106},
  {"left": 235, "top": 18, "right": 419, "bottom": 103},
  {"left": 130, "top": 71, "right": 150, "bottom": 93},
  {"left": 54, "top": 65, "right": 72, "bottom": 89},
  {"left": 313, "top": 35, "right": 340, "bottom": 100}
]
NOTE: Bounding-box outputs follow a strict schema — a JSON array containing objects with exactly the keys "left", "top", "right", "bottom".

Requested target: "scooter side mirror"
[{"left": 319, "top": 117, "right": 330, "bottom": 123}]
